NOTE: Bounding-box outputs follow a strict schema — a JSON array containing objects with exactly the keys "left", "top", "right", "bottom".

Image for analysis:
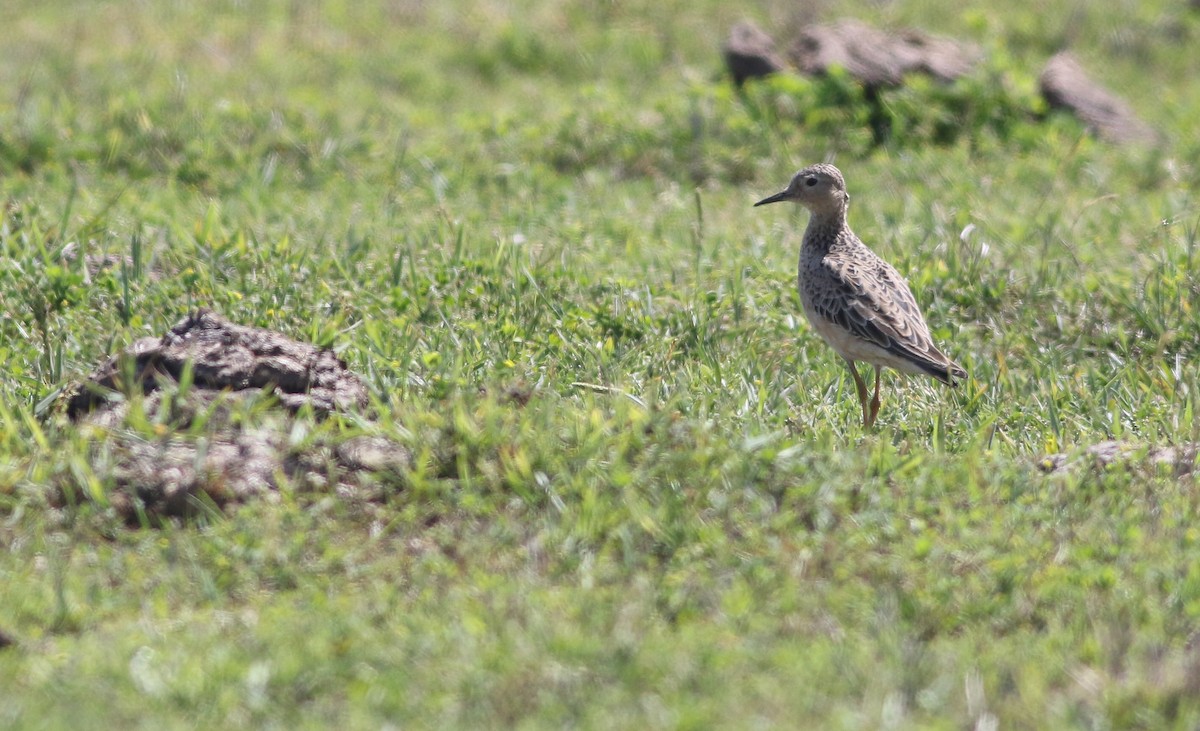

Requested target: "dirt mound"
[
  {"left": 723, "top": 18, "right": 980, "bottom": 88},
  {"left": 723, "top": 19, "right": 1156, "bottom": 146},
  {"left": 59, "top": 310, "right": 409, "bottom": 523},
  {"left": 790, "top": 19, "right": 981, "bottom": 88},
  {"left": 1038, "top": 52, "right": 1157, "bottom": 144},
  {"left": 723, "top": 20, "right": 786, "bottom": 87},
  {"left": 67, "top": 309, "right": 369, "bottom": 418}
]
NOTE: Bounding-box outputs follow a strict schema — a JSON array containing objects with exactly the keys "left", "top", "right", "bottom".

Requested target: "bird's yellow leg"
[
  {"left": 867, "top": 365, "right": 883, "bottom": 429},
  {"left": 842, "top": 357, "right": 871, "bottom": 428}
]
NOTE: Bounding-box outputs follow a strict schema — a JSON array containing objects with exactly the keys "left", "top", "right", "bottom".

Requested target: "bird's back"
[{"left": 799, "top": 222, "right": 965, "bottom": 384}]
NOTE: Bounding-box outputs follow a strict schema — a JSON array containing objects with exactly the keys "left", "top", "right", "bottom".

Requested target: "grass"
[{"left": 2, "top": 0, "right": 1200, "bottom": 727}]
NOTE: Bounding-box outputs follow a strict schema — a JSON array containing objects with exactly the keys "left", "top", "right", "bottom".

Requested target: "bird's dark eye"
[{"left": 805, "top": 177, "right": 818, "bottom": 187}]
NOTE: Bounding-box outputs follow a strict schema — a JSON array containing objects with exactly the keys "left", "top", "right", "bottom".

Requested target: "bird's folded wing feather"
[{"left": 815, "top": 256, "right": 952, "bottom": 372}]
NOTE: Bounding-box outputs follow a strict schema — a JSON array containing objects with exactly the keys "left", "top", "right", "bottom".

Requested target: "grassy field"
[{"left": 3, "top": 0, "right": 1200, "bottom": 727}]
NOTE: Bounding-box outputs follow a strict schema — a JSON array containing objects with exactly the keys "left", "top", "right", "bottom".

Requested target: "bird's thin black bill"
[{"left": 754, "top": 191, "right": 788, "bottom": 206}]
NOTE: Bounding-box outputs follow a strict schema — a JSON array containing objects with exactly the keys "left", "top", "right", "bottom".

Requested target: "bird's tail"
[{"left": 924, "top": 359, "right": 967, "bottom": 387}]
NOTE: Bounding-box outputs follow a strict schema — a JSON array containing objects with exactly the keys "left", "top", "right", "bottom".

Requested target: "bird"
[{"left": 754, "top": 163, "right": 966, "bottom": 428}]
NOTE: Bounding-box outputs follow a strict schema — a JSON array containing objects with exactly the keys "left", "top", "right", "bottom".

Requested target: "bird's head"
[{"left": 754, "top": 163, "right": 849, "bottom": 215}]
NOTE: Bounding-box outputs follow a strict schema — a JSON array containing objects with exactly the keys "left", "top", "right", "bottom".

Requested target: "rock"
[
  {"left": 1038, "top": 52, "right": 1157, "bottom": 144},
  {"left": 1038, "top": 441, "right": 1199, "bottom": 475},
  {"left": 57, "top": 310, "right": 408, "bottom": 523},
  {"left": 789, "top": 20, "right": 981, "bottom": 88},
  {"left": 724, "top": 20, "right": 787, "bottom": 86}
]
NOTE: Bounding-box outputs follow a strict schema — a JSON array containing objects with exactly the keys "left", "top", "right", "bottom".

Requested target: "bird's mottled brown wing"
[{"left": 814, "top": 252, "right": 965, "bottom": 383}]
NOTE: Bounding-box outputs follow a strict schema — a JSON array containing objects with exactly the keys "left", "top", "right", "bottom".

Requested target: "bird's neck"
[{"left": 803, "top": 205, "right": 849, "bottom": 251}]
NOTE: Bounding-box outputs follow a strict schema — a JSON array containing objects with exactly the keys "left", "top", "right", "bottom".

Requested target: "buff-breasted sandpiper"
[{"left": 755, "top": 163, "right": 966, "bottom": 428}]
